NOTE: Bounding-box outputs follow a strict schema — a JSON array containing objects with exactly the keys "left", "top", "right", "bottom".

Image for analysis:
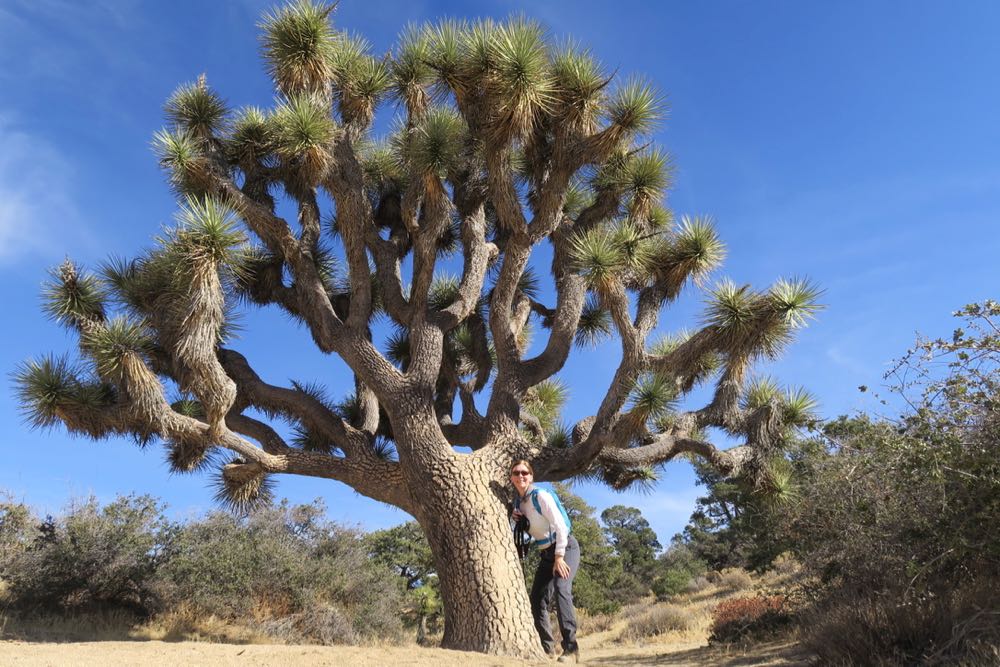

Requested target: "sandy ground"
[{"left": 0, "top": 638, "right": 809, "bottom": 667}]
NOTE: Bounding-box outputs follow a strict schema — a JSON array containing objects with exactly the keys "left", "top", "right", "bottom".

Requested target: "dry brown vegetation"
[{"left": 1, "top": 567, "right": 810, "bottom": 666}]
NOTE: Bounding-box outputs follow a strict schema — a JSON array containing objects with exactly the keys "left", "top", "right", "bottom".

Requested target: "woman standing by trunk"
[{"left": 510, "top": 460, "right": 581, "bottom": 663}]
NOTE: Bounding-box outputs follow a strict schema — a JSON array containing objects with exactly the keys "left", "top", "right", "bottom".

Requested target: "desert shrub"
[
  {"left": 578, "top": 609, "right": 616, "bottom": 634},
  {"left": 155, "top": 500, "right": 404, "bottom": 643},
  {"left": 0, "top": 497, "right": 35, "bottom": 576},
  {"left": 620, "top": 602, "right": 694, "bottom": 641},
  {"left": 651, "top": 541, "right": 707, "bottom": 599},
  {"left": 803, "top": 583, "right": 1000, "bottom": 666},
  {"left": 717, "top": 567, "right": 752, "bottom": 591},
  {"left": 709, "top": 594, "right": 789, "bottom": 643},
  {"left": 2, "top": 495, "right": 171, "bottom": 615},
  {"left": 259, "top": 604, "right": 360, "bottom": 645},
  {"left": 683, "top": 576, "right": 711, "bottom": 594},
  {"left": 651, "top": 568, "right": 692, "bottom": 599}
]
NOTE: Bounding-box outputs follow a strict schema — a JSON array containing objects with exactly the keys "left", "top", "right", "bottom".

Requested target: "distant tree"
[
  {"left": 14, "top": 1, "right": 819, "bottom": 657},
  {"left": 676, "top": 457, "right": 791, "bottom": 571},
  {"left": 597, "top": 504, "right": 660, "bottom": 600},
  {"left": 367, "top": 521, "right": 435, "bottom": 590},
  {"left": 601, "top": 505, "right": 660, "bottom": 574}
]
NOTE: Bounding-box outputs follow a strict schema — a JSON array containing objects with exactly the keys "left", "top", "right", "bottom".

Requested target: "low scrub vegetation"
[
  {"left": 620, "top": 603, "right": 694, "bottom": 642},
  {"left": 0, "top": 496, "right": 404, "bottom": 645},
  {"left": 709, "top": 595, "right": 789, "bottom": 644}
]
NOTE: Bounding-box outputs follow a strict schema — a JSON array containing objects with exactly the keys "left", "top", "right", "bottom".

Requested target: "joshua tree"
[{"left": 15, "top": 1, "right": 820, "bottom": 658}]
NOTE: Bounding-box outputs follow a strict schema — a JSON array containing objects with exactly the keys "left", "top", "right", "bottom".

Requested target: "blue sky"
[{"left": 1, "top": 0, "right": 998, "bottom": 546}]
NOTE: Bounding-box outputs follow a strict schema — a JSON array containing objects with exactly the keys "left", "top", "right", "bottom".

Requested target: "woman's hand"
[
  {"left": 553, "top": 555, "right": 571, "bottom": 578},
  {"left": 512, "top": 508, "right": 524, "bottom": 521}
]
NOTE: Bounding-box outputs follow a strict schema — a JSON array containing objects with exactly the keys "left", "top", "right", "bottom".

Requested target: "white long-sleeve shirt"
[{"left": 516, "top": 485, "right": 570, "bottom": 557}]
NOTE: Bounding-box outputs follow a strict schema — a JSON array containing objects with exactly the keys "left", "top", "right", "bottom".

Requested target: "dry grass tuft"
[
  {"left": 619, "top": 602, "right": 696, "bottom": 642},
  {"left": 717, "top": 567, "right": 753, "bottom": 591}
]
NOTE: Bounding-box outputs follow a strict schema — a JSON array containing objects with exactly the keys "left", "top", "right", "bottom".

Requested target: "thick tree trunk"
[{"left": 411, "top": 458, "right": 544, "bottom": 659}]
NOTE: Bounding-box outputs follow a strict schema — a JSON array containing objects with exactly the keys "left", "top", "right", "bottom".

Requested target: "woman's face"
[{"left": 510, "top": 463, "right": 533, "bottom": 495}]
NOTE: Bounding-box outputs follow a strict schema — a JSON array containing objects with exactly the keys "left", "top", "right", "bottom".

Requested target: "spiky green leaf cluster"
[
  {"left": 164, "top": 78, "right": 229, "bottom": 138},
  {"left": 562, "top": 181, "right": 593, "bottom": 219},
  {"left": 167, "top": 437, "right": 214, "bottom": 473},
  {"left": 385, "top": 327, "right": 411, "bottom": 369},
  {"left": 14, "top": 355, "right": 82, "bottom": 429},
  {"left": 622, "top": 149, "right": 672, "bottom": 220},
  {"left": 390, "top": 25, "right": 433, "bottom": 115},
  {"left": 628, "top": 372, "right": 677, "bottom": 423},
  {"left": 291, "top": 424, "right": 335, "bottom": 453},
  {"left": 522, "top": 379, "right": 568, "bottom": 433},
  {"left": 227, "top": 107, "right": 276, "bottom": 166},
  {"left": 81, "top": 317, "right": 154, "bottom": 381},
  {"left": 152, "top": 129, "right": 213, "bottom": 196},
  {"left": 487, "top": 18, "right": 556, "bottom": 139},
  {"left": 397, "top": 106, "right": 467, "bottom": 179},
  {"left": 568, "top": 221, "right": 659, "bottom": 291},
  {"left": 550, "top": 44, "right": 606, "bottom": 131},
  {"left": 259, "top": 0, "right": 337, "bottom": 95},
  {"left": 170, "top": 196, "right": 247, "bottom": 268},
  {"left": 13, "top": 355, "right": 117, "bottom": 437},
  {"left": 743, "top": 376, "right": 782, "bottom": 410},
  {"left": 705, "top": 276, "right": 823, "bottom": 361},
  {"left": 427, "top": 275, "right": 461, "bottom": 311},
  {"left": 770, "top": 278, "right": 823, "bottom": 329},
  {"left": 330, "top": 32, "right": 392, "bottom": 124},
  {"left": 782, "top": 386, "right": 818, "bottom": 426},
  {"left": 271, "top": 94, "right": 338, "bottom": 170},
  {"left": 360, "top": 140, "right": 404, "bottom": 195},
  {"left": 171, "top": 398, "right": 205, "bottom": 419},
  {"left": 606, "top": 77, "right": 664, "bottom": 136},
  {"left": 600, "top": 464, "right": 659, "bottom": 493},
  {"left": 649, "top": 216, "right": 725, "bottom": 295},
  {"left": 742, "top": 378, "right": 817, "bottom": 429},
  {"left": 575, "top": 296, "right": 613, "bottom": 347},
  {"left": 42, "top": 260, "right": 107, "bottom": 328}
]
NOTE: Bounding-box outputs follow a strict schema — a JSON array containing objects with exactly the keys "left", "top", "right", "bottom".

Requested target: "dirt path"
[{"left": 0, "top": 638, "right": 809, "bottom": 666}]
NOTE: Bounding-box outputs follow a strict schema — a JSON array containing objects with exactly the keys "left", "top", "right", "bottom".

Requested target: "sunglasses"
[{"left": 511, "top": 470, "right": 532, "bottom": 477}]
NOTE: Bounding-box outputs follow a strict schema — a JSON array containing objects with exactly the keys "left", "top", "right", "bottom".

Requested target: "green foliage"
[
  {"left": 152, "top": 128, "right": 212, "bottom": 196},
  {"left": 226, "top": 106, "right": 275, "bottom": 166},
  {"left": 259, "top": 0, "right": 337, "bottom": 95},
  {"left": 601, "top": 505, "right": 661, "bottom": 581},
  {"left": 398, "top": 106, "right": 467, "bottom": 179},
  {"left": 575, "top": 295, "right": 613, "bottom": 347},
  {"left": 164, "top": 78, "right": 229, "bottom": 138},
  {"left": 522, "top": 379, "right": 568, "bottom": 433},
  {"left": 1, "top": 495, "right": 170, "bottom": 614},
  {"left": 42, "top": 260, "right": 107, "bottom": 327},
  {"left": 366, "top": 521, "right": 435, "bottom": 590},
  {"left": 606, "top": 76, "right": 663, "bottom": 136},
  {"left": 0, "top": 494, "right": 407, "bottom": 645}
]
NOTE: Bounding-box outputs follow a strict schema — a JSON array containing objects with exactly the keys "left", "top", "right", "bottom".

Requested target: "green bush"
[
  {"left": 651, "top": 568, "right": 692, "bottom": 599},
  {"left": 2, "top": 495, "right": 170, "bottom": 615},
  {"left": 155, "top": 500, "right": 404, "bottom": 643}
]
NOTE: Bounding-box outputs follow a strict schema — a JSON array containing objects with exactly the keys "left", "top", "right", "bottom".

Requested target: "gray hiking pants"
[{"left": 530, "top": 534, "right": 580, "bottom": 655}]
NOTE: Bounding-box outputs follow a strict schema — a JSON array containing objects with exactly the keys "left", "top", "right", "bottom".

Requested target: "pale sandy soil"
[{"left": 0, "top": 637, "right": 809, "bottom": 667}]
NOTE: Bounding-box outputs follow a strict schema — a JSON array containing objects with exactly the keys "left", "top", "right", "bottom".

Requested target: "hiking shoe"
[{"left": 557, "top": 649, "right": 579, "bottom": 663}]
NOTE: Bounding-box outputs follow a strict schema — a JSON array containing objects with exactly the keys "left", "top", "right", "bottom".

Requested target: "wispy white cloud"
[
  {"left": 0, "top": 0, "right": 148, "bottom": 88},
  {"left": 0, "top": 116, "right": 94, "bottom": 266}
]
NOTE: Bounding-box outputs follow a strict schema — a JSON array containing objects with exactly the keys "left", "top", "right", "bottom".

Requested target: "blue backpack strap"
[{"left": 531, "top": 489, "right": 572, "bottom": 533}]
